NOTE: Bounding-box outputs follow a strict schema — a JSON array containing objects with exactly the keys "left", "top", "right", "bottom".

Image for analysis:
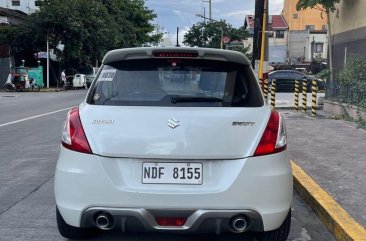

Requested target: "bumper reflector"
[{"left": 155, "top": 217, "right": 187, "bottom": 226}]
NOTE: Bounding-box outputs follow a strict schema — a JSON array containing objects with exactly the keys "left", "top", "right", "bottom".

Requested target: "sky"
[{"left": 145, "top": 0, "right": 285, "bottom": 45}]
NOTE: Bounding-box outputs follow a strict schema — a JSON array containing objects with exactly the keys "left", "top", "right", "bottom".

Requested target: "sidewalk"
[{"left": 282, "top": 110, "right": 366, "bottom": 240}]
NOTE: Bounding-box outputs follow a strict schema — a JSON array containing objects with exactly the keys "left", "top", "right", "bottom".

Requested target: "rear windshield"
[{"left": 87, "top": 59, "right": 263, "bottom": 107}]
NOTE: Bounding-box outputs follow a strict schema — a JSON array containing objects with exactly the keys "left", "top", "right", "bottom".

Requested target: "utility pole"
[
  {"left": 204, "top": 7, "right": 206, "bottom": 25},
  {"left": 203, "top": 0, "right": 212, "bottom": 20},
  {"left": 252, "top": 0, "right": 269, "bottom": 77},
  {"left": 258, "top": 0, "right": 267, "bottom": 81},
  {"left": 46, "top": 34, "right": 49, "bottom": 89},
  {"left": 252, "top": 0, "right": 264, "bottom": 68}
]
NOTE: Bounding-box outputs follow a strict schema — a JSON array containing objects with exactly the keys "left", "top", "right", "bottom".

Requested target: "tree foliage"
[
  {"left": 183, "top": 20, "right": 249, "bottom": 49},
  {"left": 296, "top": 0, "right": 340, "bottom": 83},
  {"left": 296, "top": 0, "right": 340, "bottom": 15},
  {"left": 0, "top": 0, "right": 160, "bottom": 70}
]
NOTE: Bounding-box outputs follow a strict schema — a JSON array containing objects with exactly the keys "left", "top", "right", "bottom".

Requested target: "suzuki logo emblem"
[{"left": 168, "top": 118, "right": 180, "bottom": 129}]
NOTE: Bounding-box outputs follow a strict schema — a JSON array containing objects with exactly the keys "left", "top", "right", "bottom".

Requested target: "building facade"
[
  {"left": 0, "top": 0, "right": 41, "bottom": 14},
  {"left": 282, "top": 0, "right": 327, "bottom": 31},
  {"left": 330, "top": 0, "right": 366, "bottom": 70},
  {"left": 288, "top": 30, "right": 327, "bottom": 63},
  {"left": 244, "top": 15, "right": 288, "bottom": 63}
]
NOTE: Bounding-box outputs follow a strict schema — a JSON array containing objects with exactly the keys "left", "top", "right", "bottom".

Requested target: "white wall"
[
  {"left": 331, "top": 0, "right": 366, "bottom": 35},
  {"left": 306, "top": 33, "right": 328, "bottom": 61},
  {"left": 289, "top": 30, "right": 327, "bottom": 62},
  {"left": 244, "top": 31, "right": 288, "bottom": 63},
  {"left": 0, "top": 0, "right": 39, "bottom": 14}
]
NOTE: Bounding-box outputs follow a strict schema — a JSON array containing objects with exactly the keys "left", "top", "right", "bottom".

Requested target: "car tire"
[
  {"left": 255, "top": 210, "right": 291, "bottom": 241},
  {"left": 56, "top": 206, "right": 95, "bottom": 239}
]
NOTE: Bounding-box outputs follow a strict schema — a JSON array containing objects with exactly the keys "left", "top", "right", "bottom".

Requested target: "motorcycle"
[{"left": 3, "top": 67, "right": 41, "bottom": 92}]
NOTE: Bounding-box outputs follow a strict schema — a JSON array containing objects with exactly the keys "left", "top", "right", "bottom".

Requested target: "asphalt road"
[{"left": 0, "top": 90, "right": 336, "bottom": 241}]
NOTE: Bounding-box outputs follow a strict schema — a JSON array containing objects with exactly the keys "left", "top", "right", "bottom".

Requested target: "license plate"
[{"left": 142, "top": 162, "right": 203, "bottom": 185}]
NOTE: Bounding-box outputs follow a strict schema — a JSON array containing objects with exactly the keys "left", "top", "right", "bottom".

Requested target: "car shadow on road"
[{"left": 82, "top": 231, "right": 255, "bottom": 241}]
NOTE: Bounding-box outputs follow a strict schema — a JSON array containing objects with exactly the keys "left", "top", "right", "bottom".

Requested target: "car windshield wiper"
[{"left": 171, "top": 96, "right": 223, "bottom": 104}]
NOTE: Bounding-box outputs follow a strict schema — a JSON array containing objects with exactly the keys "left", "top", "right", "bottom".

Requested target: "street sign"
[{"left": 223, "top": 37, "right": 231, "bottom": 43}]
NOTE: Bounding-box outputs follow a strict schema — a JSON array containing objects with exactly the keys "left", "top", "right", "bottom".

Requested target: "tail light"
[
  {"left": 61, "top": 107, "right": 92, "bottom": 154},
  {"left": 254, "top": 111, "right": 287, "bottom": 156}
]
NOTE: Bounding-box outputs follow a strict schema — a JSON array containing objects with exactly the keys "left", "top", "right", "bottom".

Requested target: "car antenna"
[{"left": 175, "top": 27, "right": 180, "bottom": 47}]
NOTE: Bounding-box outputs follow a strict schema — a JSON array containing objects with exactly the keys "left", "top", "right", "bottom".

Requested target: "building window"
[
  {"left": 35, "top": 1, "right": 43, "bottom": 6},
  {"left": 315, "top": 43, "right": 324, "bottom": 53},
  {"left": 268, "top": 31, "right": 274, "bottom": 38},
  {"left": 306, "top": 25, "right": 315, "bottom": 31},
  {"left": 322, "top": 25, "right": 327, "bottom": 30},
  {"left": 293, "top": 13, "right": 298, "bottom": 19},
  {"left": 12, "top": 1, "right": 20, "bottom": 6},
  {"left": 276, "top": 30, "right": 285, "bottom": 39}
]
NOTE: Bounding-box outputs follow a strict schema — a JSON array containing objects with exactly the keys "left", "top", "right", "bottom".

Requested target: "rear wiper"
[{"left": 171, "top": 96, "right": 223, "bottom": 104}]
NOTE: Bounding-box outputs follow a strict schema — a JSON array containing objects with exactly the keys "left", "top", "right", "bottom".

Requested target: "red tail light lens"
[
  {"left": 254, "top": 111, "right": 287, "bottom": 156},
  {"left": 61, "top": 107, "right": 92, "bottom": 154},
  {"left": 155, "top": 217, "right": 187, "bottom": 226}
]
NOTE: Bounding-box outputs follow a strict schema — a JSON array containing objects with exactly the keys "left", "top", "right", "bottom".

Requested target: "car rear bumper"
[
  {"left": 80, "top": 207, "right": 264, "bottom": 233},
  {"left": 54, "top": 146, "right": 293, "bottom": 232}
]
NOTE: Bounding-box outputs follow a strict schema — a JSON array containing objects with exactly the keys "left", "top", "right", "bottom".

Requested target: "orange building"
[{"left": 282, "top": 0, "right": 327, "bottom": 31}]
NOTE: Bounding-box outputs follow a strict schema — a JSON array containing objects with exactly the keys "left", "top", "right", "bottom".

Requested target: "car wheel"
[
  {"left": 255, "top": 210, "right": 291, "bottom": 241},
  {"left": 56, "top": 206, "right": 95, "bottom": 239}
]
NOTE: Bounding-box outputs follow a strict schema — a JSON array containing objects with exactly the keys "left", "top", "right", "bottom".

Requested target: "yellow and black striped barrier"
[
  {"left": 311, "top": 80, "right": 318, "bottom": 117},
  {"left": 294, "top": 80, "right": 300, "bottom": 111},
  {"left": 259, "top": 78, "right": 263, "bottom": 91},
  {"left": 263, "top": 79, "right": 269, "bottom": 99},
  {"left": 270, "top": 79, "right": 276, "bottom": 109},
  {"left": 302, "top": 79, "right": 307, "bottom": 113}
]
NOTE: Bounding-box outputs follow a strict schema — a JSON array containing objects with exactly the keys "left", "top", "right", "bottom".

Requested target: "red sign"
[{"left": 223, "top": 37, "right": 231, "bottom": 43}]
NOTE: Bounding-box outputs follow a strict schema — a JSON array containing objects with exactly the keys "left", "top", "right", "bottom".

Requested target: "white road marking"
[{"left": 0, "top": 107, "right": 73, "bottom": 127}]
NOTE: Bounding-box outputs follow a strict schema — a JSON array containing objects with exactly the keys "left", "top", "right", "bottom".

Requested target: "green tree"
[
  {"left": 183, "top": 20, "right": 249, "bottom": 50},
  {"left": 35, "top": 0, "right": 117, "bottom": 70},
  {"left": 0, "top": 0, "right": 160, "bottom": 70},
  {"left": 100, "top": 0, "right": 161, "bottom": 47},
  {"left": 296, "top": 0, "right": 341, "bottom": 85}
]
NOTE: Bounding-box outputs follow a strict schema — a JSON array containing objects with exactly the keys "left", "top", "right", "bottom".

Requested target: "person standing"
[{"left": 61, "top": 70, "right": 67, "bottom": 86}]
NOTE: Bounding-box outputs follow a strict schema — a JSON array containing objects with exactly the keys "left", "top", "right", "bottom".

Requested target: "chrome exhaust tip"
[
  {"left": 230, "top": 216, "right": 248, "bottom": 233},
  {"left": 95, "top": 213, "right": 114, "bottom": 230}
]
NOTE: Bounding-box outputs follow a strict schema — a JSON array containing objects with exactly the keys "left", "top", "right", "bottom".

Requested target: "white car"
[
  {"left": 72, "top": 74, "right": 87, "bottom": 89},
  {"left": 55, "top": 47, "right": 292, "bottom": 240}
]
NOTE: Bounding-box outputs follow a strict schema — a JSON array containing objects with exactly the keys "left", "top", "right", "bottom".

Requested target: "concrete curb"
[
  {"left": 291, "top": 161, "right": 366, "bottom": 241},
  {"left": 0, "top": 88, "right": 64, "bottom": 93},
  {"left": 275, "top": 106, "right": 324, "bottom": 110},
  {"left": 39, "top": 88, "right": 65, "bottom": 92}
]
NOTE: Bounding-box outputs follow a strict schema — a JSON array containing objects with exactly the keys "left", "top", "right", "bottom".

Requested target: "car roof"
[
  {"left": 102, "top": 47, "right": 251, "bottom": 66},
  {"left": 269, "top": 70, "right": 306, "bottom": 80}
]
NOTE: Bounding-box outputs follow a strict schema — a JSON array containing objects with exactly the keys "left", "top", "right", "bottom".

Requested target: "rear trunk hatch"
[{"left": 80, "top": 104, "right": 270, "bottom": 159}]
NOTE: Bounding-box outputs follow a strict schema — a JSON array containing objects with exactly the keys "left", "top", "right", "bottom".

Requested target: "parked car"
[
  {"left": 54, "top": 47, "right": 292, "bottom": 241},
  {"left": 85, "top": 74, "right": 94, "bottom": 88},
  {"left": 85, "top": 67, "right": 99, "bottom": 88},
  {"left": 72, "top": 74, "right": 87, "bottom": 89},
  {"left": 268, "top": 70, "right": 325, "bottom": 92}
]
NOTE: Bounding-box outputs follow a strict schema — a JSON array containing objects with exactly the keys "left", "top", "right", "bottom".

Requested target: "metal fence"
[{"left": 326, "top": 82, "right": 366, "bottom": 108}]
